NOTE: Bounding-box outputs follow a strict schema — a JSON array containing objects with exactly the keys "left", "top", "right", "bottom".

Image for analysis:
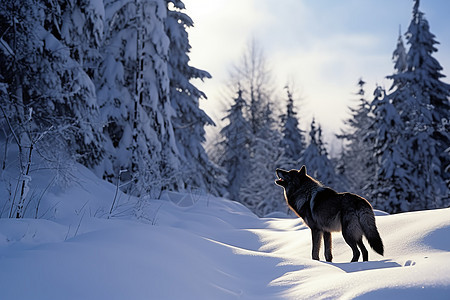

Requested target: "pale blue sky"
[{"left": 183, "top": 0, "right": 450, "bottom": 142}]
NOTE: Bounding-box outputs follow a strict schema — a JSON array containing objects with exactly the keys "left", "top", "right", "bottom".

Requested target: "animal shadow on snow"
[{"left": 328, "top": 259, "right": 402, "bottom": 273}]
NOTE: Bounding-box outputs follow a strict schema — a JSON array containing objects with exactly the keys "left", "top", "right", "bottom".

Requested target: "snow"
[{"left": 0, "top": 164, "right": 449, "bottom": 299}]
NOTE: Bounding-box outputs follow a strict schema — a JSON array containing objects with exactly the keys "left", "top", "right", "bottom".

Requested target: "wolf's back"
[{"left": 359, "top": 206, "right": 384, "bottom": 256}]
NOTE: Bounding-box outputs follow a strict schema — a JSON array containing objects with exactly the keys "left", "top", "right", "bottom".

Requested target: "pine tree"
[
  {"left": 407, "top": 0, "right": 450, "bottom": 191},
  {"left": 386, "top": 0, "right": 449, "bottom": 210},
  {"left": 301, "top": 119, "right": 338, "bottom": 188},
  {"left": 404, "top": 0, "right": 450, "bottom": 126},
  {"left": 280, "top": 86, "right": 306, "bottom": 169},
  {"left": 365, "top": 86, "right": 416, "bottom": 213},
  {"left": 240, "top": 103, "right": 287, "bottom": 216},
  {"left": 218, "top": 90, "right": 251, "bottom": 202},
  {"left": 97, "top": 0, "right": 181, "bottom": 196},
  {"left": 337, "top": 79, "right": 374, "bottom": 195},
  {"left": 165, "top": 0, "right": 226, "bottom": 195}
]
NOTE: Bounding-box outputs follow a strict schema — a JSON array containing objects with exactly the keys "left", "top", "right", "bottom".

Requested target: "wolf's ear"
[{"left": 299, "top": 165, "right": 306, "bottom": 176}]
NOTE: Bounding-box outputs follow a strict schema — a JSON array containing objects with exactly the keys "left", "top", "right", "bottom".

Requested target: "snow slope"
[{"left": 0, "top": 164, "right": 449, "bottom": 299}]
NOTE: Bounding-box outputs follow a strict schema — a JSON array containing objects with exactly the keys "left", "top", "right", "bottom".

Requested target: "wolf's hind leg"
[
  {"left": 323, "top": 231, "right": 333, "bottom": 262},
  {"left": 357, "top": 239, "right": 368, "bottom": 261},
  {"left": 311, "top": 229, "right": 323, "bottom": 261},
  {"left": 342, "top": 230, "right": 360, "bottom": 262}
]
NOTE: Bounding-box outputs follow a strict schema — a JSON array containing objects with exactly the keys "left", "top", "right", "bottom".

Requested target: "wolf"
[{"left": 275, "top": 166, "right": 384, "bottom": 262}]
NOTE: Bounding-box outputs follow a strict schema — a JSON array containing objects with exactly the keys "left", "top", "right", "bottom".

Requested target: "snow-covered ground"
[{"left": 0, "top": 163, "right": 449, "bottom": 299}]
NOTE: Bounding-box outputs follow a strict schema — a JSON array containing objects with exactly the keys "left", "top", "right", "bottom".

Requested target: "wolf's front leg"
[
  {"left": 323, "top": 231, "right": 333, "bottom": 262},
  {"left": 311, "top": 228, "right": 323, "bottom": 260}
]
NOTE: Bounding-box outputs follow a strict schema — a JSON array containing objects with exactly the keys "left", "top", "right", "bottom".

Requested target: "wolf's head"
[
  {"left": 275, "top": 165, "right": 321, "bottom": 210},
  {"left": 275, "top": 166, "right": 306, "bottom": 191},
  {"left": 275, "top": 165, "right": 316, "bottom": 195}
]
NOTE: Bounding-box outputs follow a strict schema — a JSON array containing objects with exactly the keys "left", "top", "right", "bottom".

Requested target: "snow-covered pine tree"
[
  {"left": 280, "top": 86, "right": 306, "bottom": 169},
  {"left": 409, "top": 0, "right": 449, "bottom": 193},
  {"left": 165, "top": 0, "right": 226, "bottom": 195},
  {"left": 404, "top": 0, "right": 450, "bottom": 130},
  {"left": 386, "top": 0, "right": 449, "bottom": 210},
  {"left": 301, "top": 118, "right": 338, "bottom": 189},
  {"left": 337, "top": 79, "right": 374, "bottom": 195},
  {"left": 97, "top": 0, "right": 181, "bottom": 196},
  {"left": 240, "top": 103, "right": 288, "bottom": 216},
  {"left": 365, "top": 86, "right": 416, "bottom": 213},
  {"left": 218, "top": 90, "right": 252, "bottom": 202}
]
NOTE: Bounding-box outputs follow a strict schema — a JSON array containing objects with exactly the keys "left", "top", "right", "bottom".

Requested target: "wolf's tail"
[{"left": 359, "top": 208, "right": 384, "bottom": 256}]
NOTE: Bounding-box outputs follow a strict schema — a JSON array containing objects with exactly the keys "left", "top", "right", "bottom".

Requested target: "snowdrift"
[{"left": 0, "top": 164, "right": 449, "bottom": 299}]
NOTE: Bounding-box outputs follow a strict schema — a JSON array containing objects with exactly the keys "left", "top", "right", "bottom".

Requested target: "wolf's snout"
[
  {"left": 276, "top": 169, "right": 285, "bottom": 179},
  {"left": 275, "top": 169, "right": 288, "bottom": 187},
  {"left": 275, "top": 169, "right": 283, "bottom": 179}
]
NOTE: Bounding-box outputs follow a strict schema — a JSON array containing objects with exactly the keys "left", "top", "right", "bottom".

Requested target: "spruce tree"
[
  {"left": 301, "top": 119, "right": 338, "bottom": 189},
  {"left": 280, "top": 86, "right": 306, "bottom": 169},
  {"left": 386, "top": 0, "right": 449, "bottom": 210},
  {"left": 337, "top": 79, "right": 374, "bottom": 195},
  {"left": 240, "top": 103, "right": 287, "bottom": 216},
  {"left": 97, "top": 0, "right": 181, "bottom": 196},
  {"left": 403, "top": 0, "right": 450, "bottom": 127},
  {"left": 219, "top": 90, "right": 251, "bottom": 202},
  {"left": 365, "top": 86, "right": 416, "bottom": 213},
  {"left": 165, "top": 0, "right": 226, "bottom": 195},
  {"left": 407, "top": 0, "right": 450, "bottom": 190}
]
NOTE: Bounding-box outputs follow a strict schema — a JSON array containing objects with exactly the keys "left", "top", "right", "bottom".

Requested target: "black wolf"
[{"left": 275, "top": 166, "right": 384, "bottom": 262}]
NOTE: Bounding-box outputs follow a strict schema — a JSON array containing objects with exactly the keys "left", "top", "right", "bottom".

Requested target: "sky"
[{"left": 182, "top": 0, "right": 450, "bottom": 147}]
